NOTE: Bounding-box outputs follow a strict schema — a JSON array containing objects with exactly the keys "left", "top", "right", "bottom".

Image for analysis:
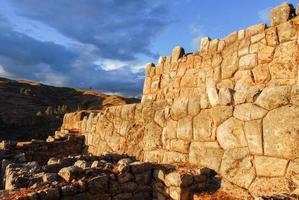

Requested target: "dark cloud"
[
  {"left": 11, "top": 0, "right": 168, "bottom": 61},
  {"left": 0, "top": 1, "right": 170, "bottom": 96}
]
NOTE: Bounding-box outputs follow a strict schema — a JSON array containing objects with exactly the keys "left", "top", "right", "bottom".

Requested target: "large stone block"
[
  {"left": 277, "top": 21, "right": 297, "bottom": 42},
  {"left": 254, "top": 156, "right": 289, "bottom": 177},
  {"left": 193, "top": 110, "right": 213, "bottom": 141},
  {"left": 263, "top": 105, "right": 299, "bottom": 159},
  {"left": 177, "top": 116, "right": 193, "bottom": 141},
  {"left": 172, "top": 46, "right": 185, "bottom": 62},
  {"left": 249, "top": 177, "right": 294, "bottom": 197},
  {"left": 217, "top": 117, "right": 247, "bottom": 149},
  {"left": 189, "top": 141, "right": 223, "bottom": 171},
  {"left": 171, "top": 97, "right": 189, "bottom": 120},
  {"left": 219, "top": 179, "right": 253, "bottom": 200},
  {"left": 244, "top": 120, "right": 263, "bottom": 155},
  {"left": 144, "top": 122, "right": 162, "bottom": 151},
  {"left": 255, "top": 86, "right": 291, "bottom": 110},
  {"left": 162, "top": 151, "right": 188, "bottom": 164},
  {"left": 170, "top": 139, "right": 190, "bottom": 154},
  {"left": 221, "top": 52, "right": 238, "bottom": 79},
  {"left": 239, "top": 54, "right": 257, "bottom": 69},
  {"left": 220, "top": 147, "right": 255, "bottom": 189},
  {"left": 233, "top": 103, "right": 268, "bottom": 121},
  {"left": 187, "top": 97, "right": 201, "bottom": 117},
  {"left": 270, "top": 3, "right": 295, "bottom": 26},
  {"left": 211, "top": 106, "right": 233, "bottom": 126},
  {"left": 286, "top": 158, "right": 299, "bottom": 188}
]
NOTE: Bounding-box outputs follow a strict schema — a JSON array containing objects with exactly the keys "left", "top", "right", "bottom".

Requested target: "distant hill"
[{"left": 0, "top": 77, "right": 140, "bottom": 140}]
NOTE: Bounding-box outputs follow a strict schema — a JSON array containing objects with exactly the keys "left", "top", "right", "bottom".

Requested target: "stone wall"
[{"left": 60, "top": 3, "right": 299, "bottom": 199}]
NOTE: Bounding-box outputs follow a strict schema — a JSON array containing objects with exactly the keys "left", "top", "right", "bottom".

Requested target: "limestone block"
[
  {"left": 270, "top": 3, "right": 295, "bottom": 26},
  {"left": 258, "top": 45, "right": 275, "bottom": 63},
  {"left": 263, "top": 105, "right": 299, "bottom": 159},
  {"left": 291, "top": 84, "right": 299, "bottom": 105},
  {"left": 189, "top": 141, "right": 223, "bottom": 171},
  {"left": 144, "top": 122, "right": 162, "bottom": 151},
  {"left": 206, "top": 79, "right": 219, "bottom": 106},
  {"left": 254, "top": 156, "right": 289, "bottom": 177},
  {"left": 106, "top": 133, "right": 126, "bottom": 152},
  {"left": 277, "top": 21, "right": 297, "bottom": 43},
  {"left": 234, "top": 70, "right": 254, "bottom": 89},
  {"left": 209, "top": 39, "right": 219, "bottom": 53},
  {"left": 218, "top": 88, "right": 232, "bottom": 105},
  {"left": 273, "top": 41, "right": 298, "bottom": 64},
  {"left": 255, "top": 86, "right": 291, "bottom": 110},
  {"left": 187, "top": 97, "right": 201, "bottom": 117},
  {"left": 233, "top": 103, "right": 268, "bottom": 121},
  {"left": 249, "top": 177, "right": 294, "bottom": 197},
  {"left": 193, "top": 110, "right": 213, "bottom": 141},
  {"left": 162, "top": 151, "right": 188, "bottom": 164},
  {"left": 224, "top": 31, "right": 238, "bottom": 46},
  {"left": 171, "top": 97, "right": 189, "bottom": 120},
  {"left": 246, "top": 23, "right": 266, "bottom": 36},
  {"left": 252, "top": 64, "right": 270, "bottom": 83},
  {"left": 200, "top": 37, "right": 210, "bottom": 51},
  {"left": 270, "top": 62, "right": 298, "bottom": 80},
  {"left": 177, "top": 116, "right": 193, "bottom": 141},
  {"left": 165, "top": 172, "right": 193, "bottom": 187},
  {"left": 143, "top": 150, "right": 164, "bottom": 163},
  {"left": 217, "top": 40, "right": 225, "bottom": 52},
  {"left": 154, "top": 110, "right": 167, "bottom": 127},
  {"left": 216, "top": 79, "right": 234, "bottom": 89},
  {"left": 145, "top": 63, "right": 155, "bottom": 77},
  {"left": 217, "top": 117, "right": 247, "bottom": 149},
  {"left": 180, "top": 69, "right": 197, "bottom": 88},
  {"left": 220, "top": 179, "right": 253, "bottom": 200},
  {"left": 251, "top": 32, "right": 265, "bottom": 44},
  {"left": 211, "top": 106, "right": 233, "bottom": 126},
  {"left": 212, "top": 53, "right": 222, "bottom": 67},
  {"left": 170, "top": 139, "right": 190, "bottom": 154},
  {"left": 244, "top": 120, "right": 263, "bottom": 155},
  {"left": 220, "top": 147, "right": 255, "bottom": 189},
  {"left": 239, "top": 54, "right": 257, "bottom": 69},
  {"left": 200, "top": 94, "right": 209, "bottom": 109},
  {"left": 286, "top": 158, "right": 299, "bottom": 188},
  {"left": 238, "top": 29, "right": 245, "bottom": 40},
  {"left": 172, "top": 46, "right": 185, "bottom": 62},
  {"left": 163, "top": 120, "right": 177, "bottom": 142},
  {"left": 265, "top": 27, "right": 279, "bottom": 47},
  {"left": 142, "top": 103, "right": 155, "bottom": 121},
  {"left": 151, "top": 79, "right": 160, "bottom": 92},
  {"left": 221, "top": 52, "right": 238, "bottom": 79}
]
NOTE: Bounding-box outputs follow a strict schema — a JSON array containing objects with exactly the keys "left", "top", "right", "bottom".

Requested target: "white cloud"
[
  {"left": 258, "top": 7, "right": 271, "bottom": 23},
  {"left": 94, "top": 58, "right": 146, "bottom": 74},
  {"left": 190, "top": 24, "right": 205, "bottom": 50},
  {"left": 0, "top": 65, "right": 11, "bottom": 77}
]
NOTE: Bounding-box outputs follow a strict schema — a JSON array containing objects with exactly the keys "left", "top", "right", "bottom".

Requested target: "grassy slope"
[{"left": 0, "top": 77, "right": 140, "bottom": 140}]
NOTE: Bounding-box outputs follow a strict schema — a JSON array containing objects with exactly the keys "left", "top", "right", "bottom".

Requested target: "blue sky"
[{"left": 0, "top": 0, "right": 298, "bottom": 96}]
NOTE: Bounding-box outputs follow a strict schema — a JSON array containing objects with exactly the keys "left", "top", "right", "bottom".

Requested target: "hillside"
[{"left": 0, "top": 77, "right": 139, "bottom": 140}]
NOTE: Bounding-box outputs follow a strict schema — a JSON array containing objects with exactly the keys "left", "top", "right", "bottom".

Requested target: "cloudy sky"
[{"left": 0, "top": 0, "right": 298, "bottom": 97}]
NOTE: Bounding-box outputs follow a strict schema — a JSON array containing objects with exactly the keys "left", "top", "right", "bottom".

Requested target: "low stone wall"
[
  {"left": 1, "top": 153, "right": 221, "bottom": 200},
  {"left": 60, "top": 3, "right": 299, "bottom": 199}
]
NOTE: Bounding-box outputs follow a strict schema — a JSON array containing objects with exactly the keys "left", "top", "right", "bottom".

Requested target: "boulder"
[
  {"left": 87, "top": 174, "right": 109, "bottom": 193},
  {"left": 270, "top": 3, "right": 295, "bottom": 26},
  {"left": 255, "top": 86, "right": 291, "bottom": 110},
  {"left": 58, "top": 166, "right": 83, "bottom": 182},
  {"left": 172, "top": 46, "right": 185, "bottom": 62},
  {"left": 220, "top": 147, "right": 255, "bottom": 189},
  {"left": 263, "top": 105, "right": 299, "bottom": 159}
]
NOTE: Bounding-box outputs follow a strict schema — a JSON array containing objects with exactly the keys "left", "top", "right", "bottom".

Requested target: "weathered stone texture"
[{"left": 59, "top": 2, "right": 299, "bottom": 198}]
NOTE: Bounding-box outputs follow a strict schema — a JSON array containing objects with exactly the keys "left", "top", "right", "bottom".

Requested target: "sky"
[{"left": 0, "top": 0, "right": 298, "bottom": 97}]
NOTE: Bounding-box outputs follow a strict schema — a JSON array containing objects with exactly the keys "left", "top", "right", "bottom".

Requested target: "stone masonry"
[{"left": 60, "top": 3, "right": 299, "bottom": 199}]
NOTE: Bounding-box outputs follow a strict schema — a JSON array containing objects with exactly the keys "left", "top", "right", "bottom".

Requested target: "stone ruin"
[{"left": 1, "top": 2, "right": 299, "bottom": 200}]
